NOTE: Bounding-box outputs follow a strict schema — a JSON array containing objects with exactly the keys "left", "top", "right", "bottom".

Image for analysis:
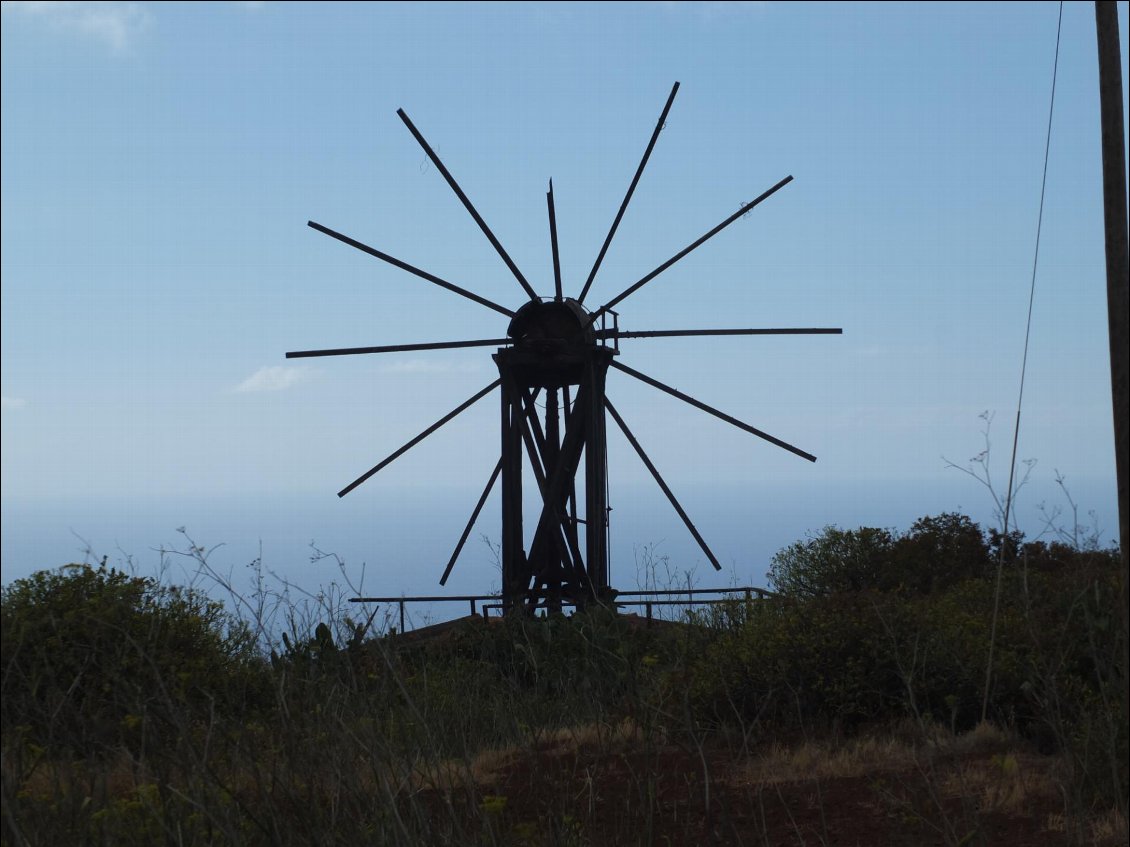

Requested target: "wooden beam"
[
  {"left": 606, "top": 399, "right": 721, "bottom": 570},
  {"left": 398, "top": 108, "right": 539, "bottom": 301},
  {"left": 611, "top": 360, "right": 816, "bottom": 462},
  {"left": 579, "top": 81, "right": 680, "bottom": 304},
  {"left": 288, "top": 337, "right": 510, "bottom": 359},
  {"left": 308, "top": 221, "right": 514, "bottom": 317},
  {"left": 548, "top": 180, "right": 563, "bottom": 301},
  {"left": 338, "top": 379, "right": 500, "bottom": 497},
  {"left": 439, "top": 458, "right": 503, "bottom": 586},
  {"left": 592, "top": 174, "right": 793, "bottom": 319}
]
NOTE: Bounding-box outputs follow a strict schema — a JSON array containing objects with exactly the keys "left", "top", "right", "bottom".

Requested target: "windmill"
[{"left": 287, "top": 83, "right": 840, "bottom": 614}]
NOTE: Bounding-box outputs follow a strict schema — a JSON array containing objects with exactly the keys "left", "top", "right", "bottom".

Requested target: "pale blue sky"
[{"left": 1, "top": 2, "right": 1126, "bottom": 589}]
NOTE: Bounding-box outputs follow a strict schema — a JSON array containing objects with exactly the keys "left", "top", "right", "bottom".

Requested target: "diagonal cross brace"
[
  {"left": 524, "top": 384, "right": 592, "bottom": 594},
  {"left": 519, "top": 389, "right": 586, "bottom": 582}
]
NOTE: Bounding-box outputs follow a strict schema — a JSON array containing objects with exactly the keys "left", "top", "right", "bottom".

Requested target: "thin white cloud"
[
  {"left": 234, "top": 366, "right": 315, "bottom": 393},
  {"left": 379, "top": 359, "right": 481, "bottom": 375},
  {"left": 1, "top": 1, "right": 152, "bottom": 52},
  {"left": 1, "top": 396, "right": 28, "bottom": 411}
]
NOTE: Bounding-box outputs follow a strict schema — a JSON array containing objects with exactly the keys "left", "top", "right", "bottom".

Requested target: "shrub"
[
  {"left": 891, "top": 513, "right": 991, "bottom": 592},
  {"left": 693, "top": 529, "right": 1124, "bottom": 759},
  {"left": 768, "top": 513, "right": 995, "bottom": 598},
  {"left": 0, "top": 563, "right": 263, "bottom": 754},
  {"left": 768, "top": 526, "right": 897, "bottom": 598}
]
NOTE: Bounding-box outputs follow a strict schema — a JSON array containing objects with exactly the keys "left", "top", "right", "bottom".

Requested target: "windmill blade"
[
  {"left": 397, "top": 108, "right": 539, "bottom": 301},
  {"left": 547, "top": 180, "right": 563, "bottom": 301},
  {"left": 592, "top": 174, "right": 793, "bottom": 320},
  {"left": 579, "top": 81, "right": 679, "bottom": 305},
  {"left": 605, "top": 399, "right": 721, "bottom": 571},
  {"left": 287, "top": 338, "right": 510, "bottom": 359},
  {"left": 338, "top": 379, "right": 501, "bottom": 497},
  {"left": 439, "top": 458, "right": 503, "bottom": 586},
  {"left": 610, "top": 360, "right": 816, "bottom": 462},
  {"left": 598, "top": 327, "right": 843, "bottom": 342},
  {"left": 308, "top": 221, "right": 514, "bottom": 318}
]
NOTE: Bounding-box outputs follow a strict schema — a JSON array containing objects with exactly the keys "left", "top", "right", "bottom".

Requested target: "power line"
[{"left": 983, "top": 0, "right": 1064, "bottom": 723}]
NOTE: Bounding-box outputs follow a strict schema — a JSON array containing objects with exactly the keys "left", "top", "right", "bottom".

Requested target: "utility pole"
[
  {"left": 1095, "top": 1, "right": 1128, "bottom": 553},
  {"left": 1093, "top": 2, "right": 1128, "bottom": 815}
]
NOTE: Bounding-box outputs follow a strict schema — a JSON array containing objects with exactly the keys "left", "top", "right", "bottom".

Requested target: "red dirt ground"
[{"left": 415, "top": 735, "right": 1113, "bottom": 846}]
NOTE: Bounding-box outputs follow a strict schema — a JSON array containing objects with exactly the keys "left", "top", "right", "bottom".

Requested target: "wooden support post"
[
  {"left": 1094, "top": 5, "right": 1129, "bottom": 820},
  {"left": 1095, "top": 0, "right": 1128, "bottom": 563},
  {"left": 497, "top": 362, "right": 526, "bottom": 610},
  {"left": 494, "top": 332, "right": 613, "bottom": 609},
  {"left": 546, "top": 388, "right": 560, "bottom": 479},
  {"left": 563, "top": 385, "right": 580, "bottom": 545},
  {"left": 585, "top": 352, "right": 612, "bottom": 597}
]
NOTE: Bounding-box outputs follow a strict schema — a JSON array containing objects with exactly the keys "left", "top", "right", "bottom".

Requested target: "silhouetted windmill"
[{"left": 287, "top": 83, "right": 840, "bottom": 613}]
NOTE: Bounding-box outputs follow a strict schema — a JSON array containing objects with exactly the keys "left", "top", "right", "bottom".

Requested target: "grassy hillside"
[{"left": 1, "top": 515, "right": 1125, "bottom": 846}]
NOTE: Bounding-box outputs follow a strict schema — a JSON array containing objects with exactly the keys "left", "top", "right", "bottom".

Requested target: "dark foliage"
[
  {"left": 2, "top": 515, "right": 1124, "bottom": 844},
  {"left": 767, "top": 512, "right": 993, "bottom": 598},
  {"left": 1, "top": 564, "right": 263, "bottom": 755}
]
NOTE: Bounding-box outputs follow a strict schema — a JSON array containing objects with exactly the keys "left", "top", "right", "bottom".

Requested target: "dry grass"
[
  {"left": 402, "top": 718, "right": 648, "bottom": 792},
  {"left": 730, "top": 722, "right": 1022, "bottom": 787},
  {"left": 942, "top": 752, "right": 1058, "bottom": 814},
  {"left": 943, "top": 720, "right": 1016, "bottom": 757},
  {"left": 537, "top": 717, "right": 645, "bottom": 751},
  {"left": 8, "top": 719, "right": 1119, "bottom": 846},
  {"left": 735, "top": 735, "right": 916, "bottom": 785},
  {"left": 11, "top": 750, "right": 155, "bottom": 804},
  {"left": 726, "top": 722, "right": 1129, "bottom": 847},
  {"left": 1044, "top": 808, "right": 1128, "bottom": 847}
]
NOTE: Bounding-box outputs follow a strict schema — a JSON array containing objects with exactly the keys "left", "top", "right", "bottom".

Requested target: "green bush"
[
  {"left": 892, "top": 513, "right": 991, "bottom": 592},
  {"left": 768, "top": 513, "right": 993, "bottom": 598},
  {"left": 692, "top": 532, "right": 1124, "bottom": 768},
  {"left": 419, "top": 608, "right": 680, "bottom": 732},
  {"left": 1, "top": 563, "right": 263, "bottom": 754},
  {"left": 688, "top": 590, "right": 916, "bottom": 733},
  {"left": 768, "top": 525, "right": 896, "bottom": 598}
]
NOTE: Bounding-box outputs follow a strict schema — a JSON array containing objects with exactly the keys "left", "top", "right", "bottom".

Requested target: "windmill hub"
[
  {"left": 507, "top": 298, "right": 597, "bottom": 347},
  {"left": 501, "top": 297, "right": 611, "bottom": 391}
]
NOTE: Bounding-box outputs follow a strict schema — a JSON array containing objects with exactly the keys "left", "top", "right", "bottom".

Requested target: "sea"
[{"left": 2, "top": 477, "right": 1118, "bottom": 631}]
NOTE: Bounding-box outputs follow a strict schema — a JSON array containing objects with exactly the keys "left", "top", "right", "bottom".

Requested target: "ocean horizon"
[{"left": 3, "top": 475, "right": 1117, "bottom": 625}]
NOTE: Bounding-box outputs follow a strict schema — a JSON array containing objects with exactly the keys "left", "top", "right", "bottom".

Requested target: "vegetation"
[{"left": 1, "top": 514, "right": 1125, "bottom": 846}]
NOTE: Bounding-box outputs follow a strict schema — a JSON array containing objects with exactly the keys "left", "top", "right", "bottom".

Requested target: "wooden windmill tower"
[{"left": 288, "top": 83, "right": 840, "bottom": 613}]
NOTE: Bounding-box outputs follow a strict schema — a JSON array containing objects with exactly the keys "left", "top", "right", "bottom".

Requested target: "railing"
[
  {"left": 350, "top": 586, "right": 772, "bottom": 633},
  {"left": 609, "top": 586, "right": 773, "bottom": 620},
  {"left": 348, "top": 594, "right": 498, "bottom": 634},
  {"left": 598, "top": 308, "right": 620, "bottom": 353}
]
